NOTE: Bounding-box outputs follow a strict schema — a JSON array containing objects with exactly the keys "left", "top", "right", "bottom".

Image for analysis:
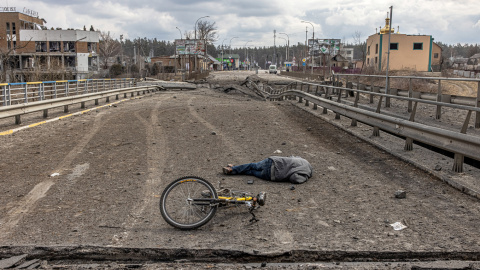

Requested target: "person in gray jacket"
[{"left": 222, "top": 156, "right": 313, "bottom": 184}]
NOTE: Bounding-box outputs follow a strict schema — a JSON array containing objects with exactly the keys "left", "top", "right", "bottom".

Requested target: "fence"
[
  {"left": 332, "top": 74, "right": 480, "bottom": 128},
  {"left": 265, "top": 79, "right": 480, "bottom": 173},
  {"left": 1, "top": 78, "right": 136, "bottom": 106}
]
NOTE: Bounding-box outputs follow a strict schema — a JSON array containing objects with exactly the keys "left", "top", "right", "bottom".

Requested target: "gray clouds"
[{"left": 10, "top": 0, "right": 480, "bottom": 47}]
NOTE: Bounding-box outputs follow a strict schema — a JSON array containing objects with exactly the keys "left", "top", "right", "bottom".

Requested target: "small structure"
[
  {"left": 365, "top": 17, "right": 442, "bottom": 72},
  {"left": 217, "top": 54, "right": 240, "bottom": 70}
]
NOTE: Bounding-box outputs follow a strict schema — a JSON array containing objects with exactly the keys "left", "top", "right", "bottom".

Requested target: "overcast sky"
[{"left": 5, "top": 0, "right": 480, "bottom": 48}]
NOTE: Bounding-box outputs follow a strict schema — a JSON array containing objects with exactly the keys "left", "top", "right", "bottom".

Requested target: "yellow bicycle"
[{"left": 160, "top": 176, "right": 266, "bottom": 230}]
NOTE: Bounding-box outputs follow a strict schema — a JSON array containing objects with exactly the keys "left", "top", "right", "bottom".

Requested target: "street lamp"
[
  {"left": 175, "top": 27, "right": 182, "bottom": 39},
  {"left": 244, "top": 40, "right": 252, "bottom": 70},
  {"left": 175, "top": 27, "right": 183, "bottom": 75},
  {"left": 278, "top": 36, "right": 287, "bottom": 69},
  {"left": 229, "top": 36, "right": 238, "bottom": 70},
  {"left": 301, "top": 20, "right": 315, "bottom": 74},
  {"left": 221, "top": 38, "right": 227, "bottom": 70},
  {"left": 194, "top": 16, "right": 209, "bottom": 73},
  {"left": 279, "top": 32, "right": 289, "bottom": 62},
  {"left": 195, "top": 16, "right": 209, "bottom": 41}
]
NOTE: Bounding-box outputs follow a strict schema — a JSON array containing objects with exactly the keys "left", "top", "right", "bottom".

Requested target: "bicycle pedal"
[{"left": 257, "top": 192, "right": 266, "bottom": 206}]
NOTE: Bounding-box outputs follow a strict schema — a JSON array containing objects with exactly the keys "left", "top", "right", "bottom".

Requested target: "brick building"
[
  {"left": 365, "top": 17, "right": 442, "bottom": 72},
  {"left": 0, "top": 7, "right": 99, "bottom": 82}
]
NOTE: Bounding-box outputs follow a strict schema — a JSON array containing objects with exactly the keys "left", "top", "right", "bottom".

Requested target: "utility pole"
[
  {"left": 385, "top": 6, "right": 393, "bottom": 107},
  {"left": 304, "top": 26, "right": 307, "bottom": 73},
  {"left": 273, "top": 30, "right": 276, "bottom": 66}
]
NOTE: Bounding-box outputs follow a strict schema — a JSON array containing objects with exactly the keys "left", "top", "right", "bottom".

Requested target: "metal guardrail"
[
  {"left": 0, "top": 85, "right": 159, "bottom": 125},
  {"left": 266, "top": 81, "right": 480, "bottom": 173},
  {"left": 333, "top": 74, "right": 480, "bottom": 128},
  {"left": 1, "top": 78, "right": 136, "bottom": 106}
]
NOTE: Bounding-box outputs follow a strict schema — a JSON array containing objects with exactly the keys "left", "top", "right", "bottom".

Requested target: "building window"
[
  {"left": 12, "top": 22, "right": 16, "bottom": 35},
  {"left": 87, "top": 42, "right": 97, "bottom": 53},
  {"left": 49, "top": 41, "right": 61, "bottom": 52},
  {"left": 7, "top": 40, "right": 11, "bottom": 50},
  {"left": 375, "top": 57, "right": 378, "bottom": 64},
  {"left": 13, "top": 41, "right": 16, "bottom": 49},
  {"left": 390, "top": 43, "right": 398, "bottom": 50},
  {"left": 346, "top": 50, "right": 352, "bottom": 54},
  {"left": 375, "top": 44, "right": 378, "bottom": 54},
  {"left": 434, "top": 53, "right": 439, "bottom": 58},
  {"left": 64, "top": 41, "right": 75, "bottom": 52},
  {"left": 6, "top": 22, "right": 10, "bottom": 35},
  {"left": 413, "top": 43, "right": 423, "bottom": 50},
  {"left": 367, "top": 46, "right": 370, "bottom": 55},
  {"left": 367, "top": 58, "right": 370, "bottom": 65},
  {"left": 36, "top": 42, "right": 47, "bottom": 52}
]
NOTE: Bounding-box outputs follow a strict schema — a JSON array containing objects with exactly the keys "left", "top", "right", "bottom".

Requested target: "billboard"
[
  {"left": 308, "top": 39, "right": 341, "bottom": 55},
  {"left": 175, "top": 39, "right": 205, "bottom": 55}
]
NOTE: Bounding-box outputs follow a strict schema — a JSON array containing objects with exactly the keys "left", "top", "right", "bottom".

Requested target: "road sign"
[{"left": 302, "top": 58, "right": 306, "bottom": 62}]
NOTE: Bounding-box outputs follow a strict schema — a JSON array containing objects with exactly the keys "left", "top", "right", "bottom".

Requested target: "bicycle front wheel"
[{"left": 160, "top": 176, "right": 218, "bottom": 230}]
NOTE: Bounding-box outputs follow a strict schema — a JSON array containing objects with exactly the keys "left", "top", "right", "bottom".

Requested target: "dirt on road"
[{"left": 0, "top": 72, "right": 479, "bottom": 269}]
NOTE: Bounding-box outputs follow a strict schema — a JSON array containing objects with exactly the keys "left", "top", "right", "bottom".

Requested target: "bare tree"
[
  {"left": 183, "top": 31, "right": 194, "bottom": 40},
  {"left": 0, "top": 36, "right": 33, "bottom": 82},
  {"left": 352, "top": 31, "right": 366, "bottom": 73},
  {"left": 197, "top": 20, "right": 218, "bottom": 43},
  {"left": 98, "top": 31, "right": 121, "bottom": 69}
]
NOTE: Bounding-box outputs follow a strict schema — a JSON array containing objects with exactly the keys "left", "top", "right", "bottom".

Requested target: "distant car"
[{"left": 269, "top": 65, "right": 277, "bottom": 74}]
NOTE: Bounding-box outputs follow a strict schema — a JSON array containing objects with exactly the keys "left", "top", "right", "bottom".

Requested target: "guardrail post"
[
  {"left": 54, "top": 83, "right": 57, "bottom": 99},
  {"left": 385, "top": 78, "right": 391, "bottom": 108},
  {"left": 372, "top": 86, "right": 379, "bottom": 103},
  {"left": 43, "top": 109, "right": 48, "bottom": 118},
  {"left": 65, "top": 82, "right": 69, "bottom": 97},
  {"left": 106, "top": 96, "right": 110, "bottom": 103},
  {"left": 300, "top": 83, "right": 303, "bottom": 91},
  {"left": 305, "top": 99, "right": 309, "bottom": 106},
  {"left": 373, "top": 126, "right": 380, "bottom": 137},
  {"left": 116, "top": 94, "right": 119, "bottom": 100},
  {"left": 351, "top": 92, "right": 360, "bottom": 127},
  {"left": 15, "top": 115, "right": 21, "bottom": 125},
  {"left": 453, "top": 154, "right": 464, "bottom": 173},
  {"left": 76, "top": 80, "right": 79, "bottom": 95},
  {"left": 475, "top": 81, "right": 480, "bottom": 128},
  {"left": 407, "top": 78, "right": 413, "bottom": 112},
  {"left": 64, "top": 105, "right": 69, "bottom": 113},
  {"left": 131, "top": 92, "right": 134, "bottom": 97},
  {"left": 435, "top": 79, "right": 442, "bottom": 119},
  {"left": 298, "top": 96, "right": 303, "bottom": 103},
  {"left": 95, "top": 99, "right": 99, "bottom": 105},
  {"left": 81, "top": 102, "right": 85, "bottom": 109},
  {"left": 24, "top": 84, "right": 28, "bottom": 103},
  {"left": 313, "top": 103, "right": 318, "bottom": 110}
]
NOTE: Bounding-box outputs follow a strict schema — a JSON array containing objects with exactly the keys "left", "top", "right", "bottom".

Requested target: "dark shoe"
[{"left": 222, "top": 167, "right": 233, "bottom": 174}]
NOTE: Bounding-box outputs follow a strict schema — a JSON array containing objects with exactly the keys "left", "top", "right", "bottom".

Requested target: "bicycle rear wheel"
[{"left": 160, "top": 176, "right": 218, "bottom": 229}]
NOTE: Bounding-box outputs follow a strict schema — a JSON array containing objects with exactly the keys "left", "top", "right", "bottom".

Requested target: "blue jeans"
[{"left": 231, "top": 158, "right": 272, "bottom": 180}]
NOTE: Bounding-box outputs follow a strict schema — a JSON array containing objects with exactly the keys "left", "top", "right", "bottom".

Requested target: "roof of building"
[{"left": 470, "top": 53, "right": 480, "bottom": 59}]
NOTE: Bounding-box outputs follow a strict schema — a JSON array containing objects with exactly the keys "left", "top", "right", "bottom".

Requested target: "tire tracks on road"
[
  {"left": 111, "top": 96, "right": 168, "bottom": 247},
  {"left": 0, "top": 112, "right": 106, "bottom": 241}
]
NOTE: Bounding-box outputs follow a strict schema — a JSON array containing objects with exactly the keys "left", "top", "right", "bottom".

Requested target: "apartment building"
[
  {"left": 0, "top": 7, "right": 99, "bottom": 82},
  {"left": 365, "top": 17, "right": 442, "bottom": 72}
]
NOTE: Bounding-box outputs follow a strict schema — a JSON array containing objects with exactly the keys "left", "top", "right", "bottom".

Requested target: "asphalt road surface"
[{"left": 0, "top": 72, "right": 479, "bottom": 268}]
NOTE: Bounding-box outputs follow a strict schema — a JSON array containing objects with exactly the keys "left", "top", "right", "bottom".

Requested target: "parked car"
[{"left": 269, "top": 65, "right": 277, "bottom": 74}]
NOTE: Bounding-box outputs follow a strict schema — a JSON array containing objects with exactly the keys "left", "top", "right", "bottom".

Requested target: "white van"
[{"left": 269, "top": 65, "right": 277, "bottom": 74}]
